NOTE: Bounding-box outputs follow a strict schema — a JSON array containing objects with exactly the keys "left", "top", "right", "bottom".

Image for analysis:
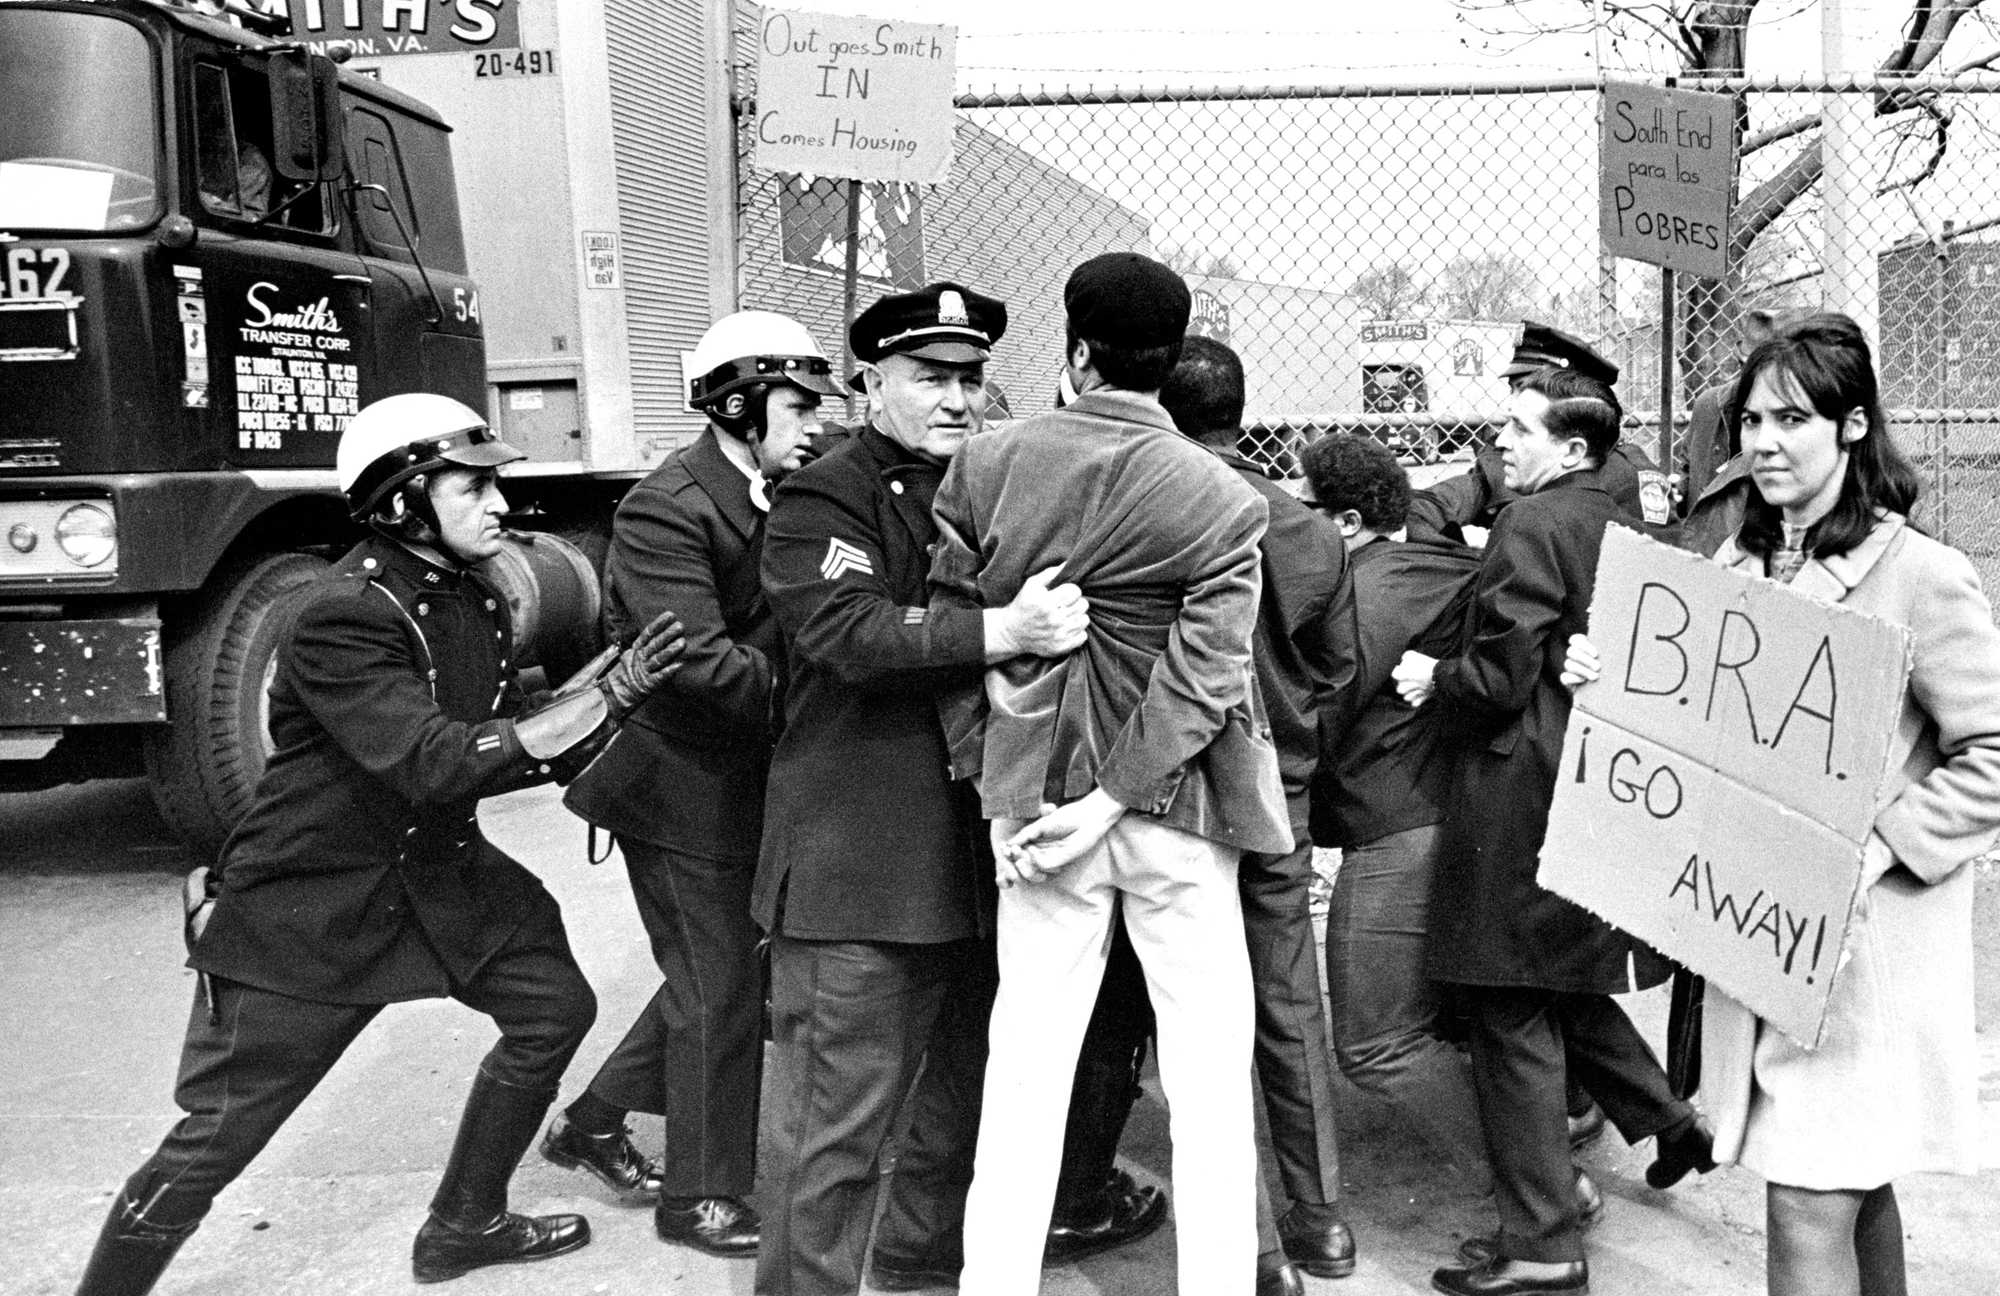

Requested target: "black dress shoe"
[
  {"left": 871, "top": 1241, "right": 963, "bottom": 1291},
  {"left": 1565, "top": 1101, "right": 1607, "bottom": 1149},
  {"left": 412, "top": 1210, "right": 591, "bottom": 1283},
  {"left": 1278, "top": 1203, "right": 1357, "bottom": 1279},
  {"left": 1257, "top": 1261, "right": 1307, "bottom": 1296},
  {"left": 655, "top": 1195, "right": 760, "bottom": 1257},
  {"left": 1431, "top": 1257, "right": 1589, "bottom": 1295},
  {"left": 540, "top": 1114, "right": 664, "bottom": 1201},
  {"left": 1459, "top": 1170, "right": 1603, "bottom": 1266},
  {"left": 1645, "top": 1115, "right": 1716, "bottom": 1189},
  {"left": 1045, "top": 1168, "right": 1167, "bottom": 1263}
]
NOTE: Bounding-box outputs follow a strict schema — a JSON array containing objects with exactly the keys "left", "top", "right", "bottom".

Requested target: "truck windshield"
[{"left": 0, "top": 11, "right": 160, "bottom": 232}]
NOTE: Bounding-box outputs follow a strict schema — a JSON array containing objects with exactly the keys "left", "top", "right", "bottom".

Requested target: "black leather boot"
[
  {"left": 74, "top": 1193, "right": 195, "bottom": 1296},
  {"left": 412, "top": 1069, "right": 591, "bottom": 1283}
]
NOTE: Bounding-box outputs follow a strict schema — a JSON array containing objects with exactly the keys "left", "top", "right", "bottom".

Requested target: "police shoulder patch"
[{"left": 820, "top": 536, "right": 874, "bottom": 580}]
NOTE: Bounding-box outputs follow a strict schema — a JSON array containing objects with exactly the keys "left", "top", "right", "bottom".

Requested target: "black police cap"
[
  {"left": 850, "top": 282, "right": 1008, "bottom": 376},
  {"left": 1499, "top": 320, "right": 1620, "bottom": 386},
  {"left": 1065, "top": 252, "right": 1192, "bottom": 350}
]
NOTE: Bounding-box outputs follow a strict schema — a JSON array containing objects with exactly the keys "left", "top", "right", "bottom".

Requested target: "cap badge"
[{"left": 937, "top": 290, "right": 970, "bottom": 327}]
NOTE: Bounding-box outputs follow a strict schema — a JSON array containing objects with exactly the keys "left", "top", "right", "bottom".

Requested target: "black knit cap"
[
  {"left": 1064, "top": 252, "right": 1192, "bottom": 349},
  {"left": 1499, "top": 320, "right": 1620, "bottom": 385}
]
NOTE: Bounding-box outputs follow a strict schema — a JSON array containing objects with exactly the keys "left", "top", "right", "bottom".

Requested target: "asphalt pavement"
[{"left": 3, "top": 778, "right": 1995, "bottom": 1296}]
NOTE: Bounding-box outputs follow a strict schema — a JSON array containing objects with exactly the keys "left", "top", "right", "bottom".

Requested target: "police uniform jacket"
[
  {"left": 929, "top": 392, "right": 1290, "bottom": 856},
  {"left": 192, "top": 537, "right": 569, "bottom": 1005},
  {"left": 1424, "top": 467, "right": 1670, "bottom": 994},
  {"left": 753, "top": 425, "right": 991, "bottom": 944},
  {"left": 1408, "top": 442, "right": 1675, "bottom": 544},
  {"left": 564, "top": 431, "right": 779, "bottom": 859}
]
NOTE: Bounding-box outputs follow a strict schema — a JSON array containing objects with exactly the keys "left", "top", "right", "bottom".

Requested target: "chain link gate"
[{"left": 725, "top": 11, "right": 2000, "bottom": 587}]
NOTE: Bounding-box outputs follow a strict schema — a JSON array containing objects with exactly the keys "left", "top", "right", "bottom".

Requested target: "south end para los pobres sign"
[
  {"left": 754, "top": 8, "right": 957, "bottom": 185},
  {"left": 1540, "top": 527, "right": 1912, "bottom": 1048}
]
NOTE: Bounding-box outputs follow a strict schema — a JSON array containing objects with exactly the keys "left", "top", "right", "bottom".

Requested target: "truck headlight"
[{"left": 54, "top": 503, "right": 116, "bottom": 568}]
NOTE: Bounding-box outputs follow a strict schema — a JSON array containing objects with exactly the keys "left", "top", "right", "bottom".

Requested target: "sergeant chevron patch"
[{"left": 820, "top": 537, "right": 874, "bottom": 580}]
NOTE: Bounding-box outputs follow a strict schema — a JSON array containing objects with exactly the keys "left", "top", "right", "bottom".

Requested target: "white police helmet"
[
  {"left": 687, "top": 311, "right": 843, "bottom": 434},
  {"left": 336, "top": 393, "right": 524, "bottom": 522}
]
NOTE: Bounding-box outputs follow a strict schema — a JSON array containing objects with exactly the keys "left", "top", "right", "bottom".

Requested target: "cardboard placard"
[
  {"left": 753, "top": 8, "right": 957, "bottom": 185},
  {"left": 1599, "top": 81, "right": 1738, "bottom": 279},
  {"left": 1540, "top": 528, "right": 1912, "bottom": 1046}
]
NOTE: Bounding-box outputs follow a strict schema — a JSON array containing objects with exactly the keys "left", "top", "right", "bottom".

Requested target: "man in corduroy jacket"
[{"left": 932, "top": 253, "right": 1288, "bottom": 1296}]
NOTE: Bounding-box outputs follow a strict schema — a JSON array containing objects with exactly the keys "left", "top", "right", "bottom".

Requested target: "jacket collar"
[
  {"left": 1519, "top": 463, "right": 1613, "bottom": 501},
  {"left": 379, "top": 536, "right": 469, "bottom": 590},
  {"left": 1206, "top": 437, "right": 1276, "bottom": 482},
  {"left": 860, "top": 423, "right": 946, "bottom": 549},
  {"left": 1717, "top": 511, "right": 1906, "bottom": 602},
  {"left": 1064, "top": 388, "right": 1180, "bottom": 434},
  {"left": 684, "top": 428, "right": 762, "bottom": 540}
]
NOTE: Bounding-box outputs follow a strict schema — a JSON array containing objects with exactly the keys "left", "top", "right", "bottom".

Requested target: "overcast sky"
[{"left": 778, "top": 0, "right": 1985, "bottom": 91}]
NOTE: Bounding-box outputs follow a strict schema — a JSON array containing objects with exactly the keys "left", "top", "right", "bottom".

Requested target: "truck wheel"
[{"left": 143, "top": 551, "right": 329, "bottom": 857}]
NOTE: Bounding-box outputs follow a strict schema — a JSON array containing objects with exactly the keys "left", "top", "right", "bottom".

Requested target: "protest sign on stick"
[{"left": 1540, "top": 526, "right": 1912, "bottom": 1047}]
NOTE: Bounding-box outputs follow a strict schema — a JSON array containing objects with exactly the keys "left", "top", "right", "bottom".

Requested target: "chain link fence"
[{"left": 726, "top": 15, "right": 2000, "bottom": 581}]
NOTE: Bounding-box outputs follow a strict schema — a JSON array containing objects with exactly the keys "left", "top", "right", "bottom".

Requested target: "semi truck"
[
  {"left": 0, "top": 0, "right": 618, "bottom": 852},
  {"left": 1357, "top": 317, "right": 1516, "bottom": 460}
]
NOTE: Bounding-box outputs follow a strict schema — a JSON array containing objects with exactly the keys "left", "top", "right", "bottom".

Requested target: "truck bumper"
[{"left": 0, "top": 616, "right": 164, "bottom": 727}]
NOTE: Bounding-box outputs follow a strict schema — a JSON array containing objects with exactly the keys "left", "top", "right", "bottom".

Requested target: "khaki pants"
[{"left": 961, "top": 816, "right": 1256, "bottom": 1296}]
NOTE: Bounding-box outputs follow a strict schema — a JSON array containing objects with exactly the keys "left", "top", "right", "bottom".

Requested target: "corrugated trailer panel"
[{"left": 603, "top": 0, "right": 715, "bottom": 454}]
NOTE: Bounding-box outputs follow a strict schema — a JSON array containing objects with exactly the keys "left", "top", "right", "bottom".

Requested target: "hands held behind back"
[{"left": 991, "top": 788, "right": 1127, "bottom": 888}]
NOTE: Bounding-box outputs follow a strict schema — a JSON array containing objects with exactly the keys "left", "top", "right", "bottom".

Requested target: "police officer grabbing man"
[
  {"left": 548, "top": 312, "right": 843, "bottom": 1256},
  {"left": 74, "top": 394, "right": 684, "bottom": 1295}
]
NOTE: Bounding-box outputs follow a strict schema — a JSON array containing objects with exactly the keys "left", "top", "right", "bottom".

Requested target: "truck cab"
[{"left": 0, "top": 0, "right": 590, "bottom": 851}]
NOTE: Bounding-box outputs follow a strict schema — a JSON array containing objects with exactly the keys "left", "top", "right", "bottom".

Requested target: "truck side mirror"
[{"left": 267, "top": 53, "right": 343, "bottom": 183}]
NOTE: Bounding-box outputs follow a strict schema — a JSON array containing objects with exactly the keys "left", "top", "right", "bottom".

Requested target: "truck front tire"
[{"left": 142, "top": 551, "right": 330, "bottom": 857}]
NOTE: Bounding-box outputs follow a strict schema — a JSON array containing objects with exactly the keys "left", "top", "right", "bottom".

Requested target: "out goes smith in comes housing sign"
[{"left": 1540, "top": 527, "right": 1911, "bottom": 1047}]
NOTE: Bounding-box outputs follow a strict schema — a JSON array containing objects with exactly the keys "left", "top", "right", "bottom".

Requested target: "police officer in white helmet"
[
  {"left": 547, "top": 312, "right": 840, "bottom": 1256},
  {"left": 73, "top": 393, "right": 685, "bottom": 1296}
]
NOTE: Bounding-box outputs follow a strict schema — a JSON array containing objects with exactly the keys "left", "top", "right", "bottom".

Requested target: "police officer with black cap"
[
  {"left": 72, "top": 394, "right": 686, "bottom": 1296},
  {"left": 1408, "top": 321, "right": 1674, "bottom": 543},
  {"left": 753, "top": 283, "right": 1093, "bottom": 1296}
]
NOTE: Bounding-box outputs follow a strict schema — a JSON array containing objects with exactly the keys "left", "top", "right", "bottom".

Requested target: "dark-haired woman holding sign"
[{"left": 1565, "top": 313, "right": 2000, "bottom": 1296}]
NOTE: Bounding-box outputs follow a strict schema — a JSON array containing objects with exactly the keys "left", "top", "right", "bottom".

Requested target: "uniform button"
[
  {"left": 538, "top": 764, "right": 551, "bottom": 775},
  {"left": 499, "top": 658, "right": 508, "bottom": 668},
  {"left": 495, "top": 630, "right": 503, "bottom": 640},
  {"left": 363, "top": 558, "right": 378, "bottom": 570},
  {"left": 891, "top": 480, "right": 905, "bottom": 495}
]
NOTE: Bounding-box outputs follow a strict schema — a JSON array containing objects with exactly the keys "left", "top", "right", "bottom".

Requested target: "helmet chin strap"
[{"left": 369, "top": 478, "right": 479, "bottom": 569}]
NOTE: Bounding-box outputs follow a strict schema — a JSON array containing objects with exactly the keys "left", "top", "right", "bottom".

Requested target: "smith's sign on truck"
[{"left": 0, "top": 0, "right": 614, "bottom": 851}]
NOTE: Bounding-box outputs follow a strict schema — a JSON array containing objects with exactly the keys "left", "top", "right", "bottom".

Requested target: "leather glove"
[{"left": 602, "top": 609, "right": 685, "bottom": 713}]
